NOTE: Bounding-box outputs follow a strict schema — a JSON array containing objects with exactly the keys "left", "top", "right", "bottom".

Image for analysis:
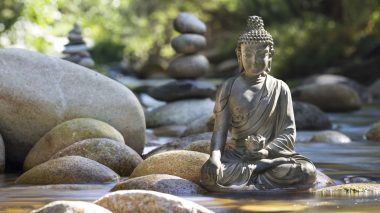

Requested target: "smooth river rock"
[
  {"left": 24, "top": 118, "right": 125, "bottom": 171},
  {"left": 0, "top": 48, "right": 145, "bottom": 168},
  {"left": 168, "top": 54, "right": 210, "bottom": 79},
  {"left": 366, "top": 121, "right": 380, "bottom": 141},
  {"left": 31, "top": 201, "right": 111, "bottom": 213},
  {"left": 147, "top": 80, "right": 216, "bottom": 102},
  {"left": 130, "top": 150, "right": 209, "bottom": 184},
  {"left": 171, "top": 34, "right": 207, "bottom": 54},
  {"left": 111, "top": 174, "right": 206, "bottom": 195},
  {"left": 95, "top": 190, "right": 213, "bottom": 213},
  {"left": 146, "top": 99, "right": 214, "bottom": 128},
  {"left": 310, "top": 130, "right": 351, "bottom": 143},
  {"left": 173, "top": 12, "right": 207, "bottom": 34},
  {"left": 0, "top": 134, "right": 4, "bottom": 173},
  {"left": 317, "top": 183, "right": 380, "bottom": 197},
  {"left": 16, "top": 156, "right": 119, "bottom": 184},
  {"left": 368, "top": 79, "right": 380, "bottom": 100},
  {"left": 51, "top": 138, "right": 142, "bottom": 176},
  {"left": 292, "top": 84, "right": 362, "bottom": 112},
  {"left": 293, "top": 101, "right": 332, "bottom": 130}
]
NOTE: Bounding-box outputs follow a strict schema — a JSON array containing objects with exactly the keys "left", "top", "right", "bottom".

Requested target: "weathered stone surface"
[
  {"left": 95, "top": 190, "right": 213, "bottom": 213},
  {"left": 174, "top": 12, "right": 207, "bottom": 34},
  {"left": 292, "top": 84, "right": 362, "bottom": 112},
  {"left": 153, "top": 125, "right": 187, "bottom": 137},
  {"left": 317, "top": 183, "right": 380, "bottom": 196},
  {"left": 310, "top": 130, "right": 351, "bottom": 143},
  {"left": 314, "top": 170, "right": 336, "bottom": 189},
  {"left": 369, "top": 79, "right": 380, "bottom": 100},
  {"left": 171, "top": 34, "right": 206, "bottom": 54},
  {"left": 303, "top": 74, "right": 371, "bottom": 103},
  {"left": 111, "top": 174, "right": 206, "bottom": 195},
  {"left": 0, "top": 48, "right": 145, "bottom": 168},
  {"left": 293, "top": 101, "right": 332, "bottom": 130},
  {"left": 24, "top": 118, "right": 125, "bottom": 171},
  {"left": 148, "top": 80, "right": 216, "bottom": 102},
  {"left": 0, "top": 134, "right": 4, "bottom": 173},
  {"left": 51, "top": 138, "right": 142, "bottom": 176},
  {"left": 31, "top": 201, "right": 111, "bottom": 213},
  {"left": 168, "top": 55, "right": 210, "bottom": 79},
  {"left": 16, "top": 156, "right": 119, "bottom": 184},
  {"left": 184, "top": 140, "right": 211, "bottom": 154},
  {"left": 146, "top": 99, "right": 214, "bottom": 128},
  {"left": 131, "top": 150, "right": 209, "bottom": 183},
  {"left": 366, "top": 121, "right": 380, "bottom": 141},
  {"left": 183, "top": 115, "right": 214, "bottom": 137},
  {"left": 144, "top": 132, "right": 214, "bottom": 159}
]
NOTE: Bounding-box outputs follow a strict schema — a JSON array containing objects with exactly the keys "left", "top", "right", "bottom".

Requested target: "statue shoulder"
[{"left": 214, "top": 77, "right": 237, "bottom": 113}]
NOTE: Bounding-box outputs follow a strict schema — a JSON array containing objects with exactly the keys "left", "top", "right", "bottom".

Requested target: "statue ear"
[{"left": 235, "top": 47, "right": 244, "bottom": 72}]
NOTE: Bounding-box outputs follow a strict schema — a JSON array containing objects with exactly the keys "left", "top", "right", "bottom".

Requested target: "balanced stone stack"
[
  {"left": 62, "top": 24, "right": 95, "bottom": 68},
  {"left": 168, "top": 12, "right": 209, "bottom": 79},
  {"left": 145, "top": 13, "right": 215, "bottom": 136}
]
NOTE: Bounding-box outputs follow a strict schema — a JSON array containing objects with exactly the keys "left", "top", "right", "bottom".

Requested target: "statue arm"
[{"left": 266, "top": 81, "right": 296, "bottom": 158}]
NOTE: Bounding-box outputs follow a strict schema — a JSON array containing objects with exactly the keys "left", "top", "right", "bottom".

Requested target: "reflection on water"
[{"left": 1, "top": 104, "right": 380, "bottom": 213}]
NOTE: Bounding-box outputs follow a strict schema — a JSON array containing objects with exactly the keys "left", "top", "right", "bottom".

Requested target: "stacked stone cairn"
[
  {"left": 145, "top": 12, "right": 216, "bottom": 137},
  {"left": 62, "top": 24, "right": 95, "bottom": 68}
]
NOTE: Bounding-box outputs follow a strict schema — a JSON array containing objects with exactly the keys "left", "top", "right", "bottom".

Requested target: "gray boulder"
[
  {"left": 369, "top": 79, "right": 380, "bottom": 101},
  {"left": 171, "top": 34, "right": 206, "bottom": 54},
  {"left": 173, "top": 12, "right": 207, "bottom": 34},
  {"left": 31, "top": 201, "right": 111, "bottom": 213},
  {"left": 0, "top": 134, "right": 4, "bottom": 173},
  {"left": 310, "top": 130, "right": 351, "bottom": 143},
  {"left": 51, "top": 138, "right": 142, "bottom": 176},
  {"left": 303, "top": 74, "right": 371, "bottom": 103},
  {"left": 293, "top": 101, "right": 332, "bottom": 130},
  {"left": 16, "top": 156, "right": 119, "bottom": 184},
  {"left": 148, "top": 80, "right": 216, "bottom": 102},
  {"left": 292, "top": 84, "right": 362, "bottom": 112},
  {"left": 168, "top": 55, "right": 209, "bottom": 79},
  {"left": 0, "top": 48, "right": 145, "bottom": 168},
  {"left": 95, "top": 190, "right": 213, "bottom": 213},
  {"left": 146, "top": 99, "right": 214, "bottom": 128},
  {"left": 111, "top": 174, "right": 206, "bottom": 195}
]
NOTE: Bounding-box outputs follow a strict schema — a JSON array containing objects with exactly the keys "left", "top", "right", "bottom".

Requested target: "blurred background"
[{"left": 1, "top": 0, "right": 380, "bottom": 84}]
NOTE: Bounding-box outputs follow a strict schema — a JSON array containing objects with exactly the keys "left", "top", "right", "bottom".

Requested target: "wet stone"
[
  {"left": 366, "top": 121, "right": 380, "bottom": 141},
  {"left": 293, "top": 101, "right": 332, "bottom": 130}
]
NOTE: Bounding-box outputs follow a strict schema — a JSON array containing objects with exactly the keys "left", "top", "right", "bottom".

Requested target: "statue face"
[{"left": 240, "top": 43, "right": 271, "bottom": 76}]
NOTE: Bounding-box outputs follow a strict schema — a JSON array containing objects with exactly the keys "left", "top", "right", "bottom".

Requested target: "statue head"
[{"left": 236, "top": 16, "right": 274, "bottom": 76}]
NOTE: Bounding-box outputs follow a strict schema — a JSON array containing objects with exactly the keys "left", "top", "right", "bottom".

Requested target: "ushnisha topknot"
[{"left": 238, "top": 16, "right": 274, "bottom": 46}]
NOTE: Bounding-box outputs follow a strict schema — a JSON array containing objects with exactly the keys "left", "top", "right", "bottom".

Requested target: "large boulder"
[
  {"left": 303, "top": 74, "right": 371, "bottom": 103},
  {"left": 317, "top": 183, "right": 380, "bottom": 197},
  {"left": 292, "top": 84, "right": 362, "bottom": 112},
  {"left": 0, "top": 134, "right": 4, "bottom": 173},
  {"left": 131, "top": 150, "right": 209, "bottom": 184},
  {"left": 146, "top": 99, "right": 214, "bottom": 128},
  {"left": 147, "top": 80, "right": 216, "bottom": 102},
  {"left": 51, "top": 138, "right": 142, "bottom": 176},
  {"left": 111, "top": 174, "right": 206, "bottom": 195},
  {"left": 16, "top": 156, "right": 119, "bottom": 184},
  {"left": 31, "top": 201, "right": 111, "bottom": 213},
  {"left": 171, "top": 34, "right": 207, "bottom": 54},
  {"left": 24, "top": 118, "right": 125, "bottom": 171},
  {"left": 309, "top": 130, "right": 351, "bottom": 143},
  {"left": 173, "top": 12, "right": 207, "bottom": 34},
  {"left": 168, "top": 55, "right": 210, "bottom": 79},
  {"left": 0, "top": 48, "right": 145, "bottom": 168},
  {"left": 366, "top": 121, "right": 380, "bottom": 141},
  {"left": 293, "top": 101, "right": 332, "bottom": 130},
  {"left": 95, "top": 190, "right": 213, "bottom": 213}
]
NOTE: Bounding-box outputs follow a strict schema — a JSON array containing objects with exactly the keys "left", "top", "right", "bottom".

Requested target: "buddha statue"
[{"left": 200, "top": 16, "right": 317, "bottom": 192}]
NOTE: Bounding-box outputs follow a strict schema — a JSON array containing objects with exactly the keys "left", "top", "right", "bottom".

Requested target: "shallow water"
[{"left": 1, "top": 104, "right": 380, "bottom": 213}]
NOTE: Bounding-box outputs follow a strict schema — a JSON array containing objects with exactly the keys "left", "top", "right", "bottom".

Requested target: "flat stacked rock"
[
  {"left": 168, "top": 12, "right": 209, "bottom": 79},
  {"left": 63, "top": 24, "right": 95, "bottom": 68}
]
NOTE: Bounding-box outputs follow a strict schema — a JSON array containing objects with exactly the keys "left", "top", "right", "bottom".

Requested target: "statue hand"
[
  {"left": 257, "top": 149, "right": 268, "bottom": 159},
  {"left": 208, "top": 152, "right": 223, "bottom": 180}
]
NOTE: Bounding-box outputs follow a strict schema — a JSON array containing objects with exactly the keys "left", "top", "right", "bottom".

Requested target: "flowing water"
[{"left": 1, "top": 104, "right": 380, "bottom": 213}]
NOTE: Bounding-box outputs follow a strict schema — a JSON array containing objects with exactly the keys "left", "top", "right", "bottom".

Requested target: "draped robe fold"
[{"left": 202, "top": 74, "right": 316, "bottom": 190}]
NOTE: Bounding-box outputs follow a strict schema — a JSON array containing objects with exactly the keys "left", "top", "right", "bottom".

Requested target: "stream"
[{"left": 1, "top": 104, "right": 380, "bottom": 213}]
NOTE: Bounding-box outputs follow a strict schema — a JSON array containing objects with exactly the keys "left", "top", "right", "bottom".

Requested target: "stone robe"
[{"left": 201, "top": 74, "right": 316, "bottom": 191}]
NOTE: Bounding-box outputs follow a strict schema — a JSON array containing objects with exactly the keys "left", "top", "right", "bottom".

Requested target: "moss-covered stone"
[
  {"left": 366, "top": 121, "right": 380, "bottom": 141},
  {"left": 24, "top": 118, "right": 124, "bottom": 171},
  {"left": 317, "top": 183, "right": 380, "bottom": 196}
]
